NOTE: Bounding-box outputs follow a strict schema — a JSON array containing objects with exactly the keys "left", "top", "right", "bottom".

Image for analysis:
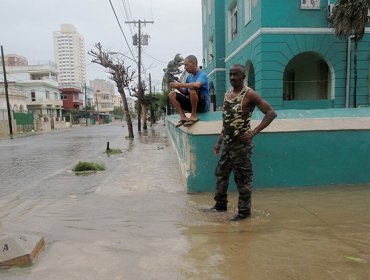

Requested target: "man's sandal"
[
  {"left": 183, "top": 118, "right": 200, "bottom": 127},
  {"left": 175, "top": 119, "right": 187, "bottom": 128}
]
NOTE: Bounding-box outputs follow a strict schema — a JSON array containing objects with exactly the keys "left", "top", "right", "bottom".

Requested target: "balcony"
[{"left": 28, "top": 98, "right": 63, "bottom": 108}]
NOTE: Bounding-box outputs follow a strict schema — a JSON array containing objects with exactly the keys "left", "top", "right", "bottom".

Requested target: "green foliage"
[
  {"left": 331, "top": 0, "right": 369, "bottom": 40},
  {"left": 331, "top": 0, "right": 369, "bottom": 108},
  {"left": 73, "top": 161, "right": 105, "bottom": 172},
  {"left": 162, "top": 53, "right": 184, "bottom": 91},
  {"left": 69, "top": 109, "right": 81, "bottom": 124},
  {"left": 113, "top": 107, "right": 124, "bottom": 116}
]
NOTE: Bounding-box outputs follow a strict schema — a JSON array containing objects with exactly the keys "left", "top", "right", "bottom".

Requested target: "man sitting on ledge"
[{"left": 169, "top": 55, "right": 210, "bottom": 127}]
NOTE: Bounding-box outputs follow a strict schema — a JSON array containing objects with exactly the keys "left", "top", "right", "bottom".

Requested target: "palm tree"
[
  {"left": 331, "top": 0, "right": 369, "bottom": 108},
  {"left": 162, "top": 54, "right": 184, "bottom": 92}
]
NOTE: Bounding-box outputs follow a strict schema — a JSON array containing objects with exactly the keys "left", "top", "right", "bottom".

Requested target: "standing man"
[
  {"left": 169, "top": 55, "right": 210, "bottom": 127},
  {"left": 205, "top": 64, "right": 277, "bottom": 221}
]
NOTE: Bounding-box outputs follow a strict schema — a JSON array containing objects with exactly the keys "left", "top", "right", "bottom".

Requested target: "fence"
[{"left": 13, "top": 112, "right": 34, "bottom": 132}]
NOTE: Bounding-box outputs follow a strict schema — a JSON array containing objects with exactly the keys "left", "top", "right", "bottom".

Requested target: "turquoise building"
[
  {"left": 165, "top": 1, "right": 370, "bottom": 193},
  {"left": 201, "top": 0, "right": 370, "bottom": 110}
]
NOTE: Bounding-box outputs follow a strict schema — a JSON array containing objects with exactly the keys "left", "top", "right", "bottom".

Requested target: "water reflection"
[{"left": 1, "top": 123, "right": 370, "bottom": 279}]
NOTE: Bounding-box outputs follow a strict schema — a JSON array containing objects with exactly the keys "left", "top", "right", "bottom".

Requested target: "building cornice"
[{"left": 225, "top": 27, "right": 370, "bottom": 63}]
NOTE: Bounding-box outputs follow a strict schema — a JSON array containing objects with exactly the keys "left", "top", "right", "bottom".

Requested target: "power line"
[
  {"left": 125, "top": 0, "right": 133, "bottom": 21},
  {"left": 121, "top": 0, "right": 135, "bottom": 37},
  {"left": 143, "top": 51, "right": 167, "bottom": 64},
  {"left": 108, "top": 0, "right": 137, "bottom": 65}
]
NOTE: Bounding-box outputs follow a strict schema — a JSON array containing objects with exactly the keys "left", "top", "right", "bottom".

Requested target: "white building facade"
[
  {"left": 53, "top": 24, "right": 86, "bottom": 88},
  {"left": 0, "top": 58, "right": 62, "bottom": 119}
]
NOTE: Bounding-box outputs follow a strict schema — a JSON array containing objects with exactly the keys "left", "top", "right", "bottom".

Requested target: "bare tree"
[{"left": 89, "top": 43, "right": 135, "bottom": 138}]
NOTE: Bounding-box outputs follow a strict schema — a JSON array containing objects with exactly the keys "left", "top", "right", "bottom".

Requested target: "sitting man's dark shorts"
[{"left": 175, "top": 92, "right": 207, "bottom": 113}]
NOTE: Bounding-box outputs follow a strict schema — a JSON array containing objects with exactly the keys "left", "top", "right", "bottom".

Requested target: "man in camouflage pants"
[{"left": 205, "top": 64, "right": 276, "bottom": 221}]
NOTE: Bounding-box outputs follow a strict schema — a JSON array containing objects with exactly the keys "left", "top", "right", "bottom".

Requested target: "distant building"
[
  {"left": 90, "top": 79, "right": 115, "bottom": 116},
  {"left": 112, "top": 94, "right": 122, "bottom": 108},
  {"left": 202, "top": 0, "right": 370, "bottom": 110},
  {"left": 60, "top": 86, "right": 83, "bottom": 111},
  {"left": 83, "top": 85, "right": 95, "bottom": 108},
  {"left": 0, "top": 82, "right": 28, "bottom": 120},
  {"left": 126, "top": 96, "right": 136, "bottom": 113},
  {"left": 53, "top": 24, "right": 86, "bottom": 89},
  {"left": 0, "top": 57, "right": 62, "bottom": 118},
  {"left": 3, "top": 54, "right": 28, "bottom": 67}
]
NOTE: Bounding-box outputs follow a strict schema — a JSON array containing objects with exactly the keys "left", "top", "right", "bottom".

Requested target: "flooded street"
[{"left": 0, "top": 123, "right": 370, "bottom": 280}]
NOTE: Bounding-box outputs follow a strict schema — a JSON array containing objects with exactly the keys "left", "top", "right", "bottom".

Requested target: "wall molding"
[{"left": 225, "top": 27, "right": 370, "bottom": 62}]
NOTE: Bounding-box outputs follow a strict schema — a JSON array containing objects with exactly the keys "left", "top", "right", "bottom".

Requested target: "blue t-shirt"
[{"left": 185, "top": 70, "right": 210, "bottom": 112}]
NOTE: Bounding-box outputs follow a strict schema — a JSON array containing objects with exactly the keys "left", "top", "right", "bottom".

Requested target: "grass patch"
[
  {"left": 73, "top": 161, "right": 105, "bottom": 173},
  {"left": 105, "top": 148, "right": 123, "bottom": 155}
]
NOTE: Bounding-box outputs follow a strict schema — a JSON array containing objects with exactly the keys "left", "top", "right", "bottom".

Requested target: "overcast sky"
[{"left": 0, "top": 0, "right": 203, "bottom": 92}]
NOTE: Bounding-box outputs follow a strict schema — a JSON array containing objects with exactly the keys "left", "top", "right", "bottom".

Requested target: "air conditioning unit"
[{"left": 328, "top": 4, "right": 336, "bottom": 19}]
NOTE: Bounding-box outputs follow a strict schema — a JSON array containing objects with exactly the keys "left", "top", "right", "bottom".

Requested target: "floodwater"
[{"left": 0, "top": 122, "right": 369, "bottom": 280}]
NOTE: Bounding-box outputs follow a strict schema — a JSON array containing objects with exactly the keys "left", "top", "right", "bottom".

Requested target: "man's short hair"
[
  {"left": 185, "top": 55, "right": 198, "bottom": 65},
  {"left": 231, "top": 64, "right": 246, "bottom": 74}
]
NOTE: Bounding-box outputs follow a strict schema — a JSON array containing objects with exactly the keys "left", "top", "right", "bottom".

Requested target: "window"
[
  {"left": 46, "top": 91, "right": 50, "bottom": 99},
  {"left": 245, "top": 0, "right": 251, "bottom": 24},
  {"left": 31, "top": 91, "right": 36, "bottom": 101},
  {"left": 229, "top": 4, "right": 238, "bottom": 40},
  {"left": 301, "top": 0, "right": 320, "bottom": 9}
]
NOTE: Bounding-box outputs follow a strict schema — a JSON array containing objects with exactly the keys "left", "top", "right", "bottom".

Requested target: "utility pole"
[
  {"left": 149, "top": 73, "right": 152, "bottom": 127},
  {"left": 1, "top": 45, "right": 13, "bottom": 138},
  {"left": 84, "top": 83, "right": 88, "bottom": 126},
  {"left": 96, "top": 90, "right": 100, "bottom": 125},
  {"left": 125, "top": 19, "right": 154, "bottom": 131}
]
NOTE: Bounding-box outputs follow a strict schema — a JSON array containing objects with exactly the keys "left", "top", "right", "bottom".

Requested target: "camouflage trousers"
[{"left": 214, "top": 139, "right": 253, "bottom": 215}]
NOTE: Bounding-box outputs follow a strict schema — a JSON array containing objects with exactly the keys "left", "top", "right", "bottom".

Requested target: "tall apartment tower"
[{"left": 53, "top": 24, "right": 86, "bottom": 88}]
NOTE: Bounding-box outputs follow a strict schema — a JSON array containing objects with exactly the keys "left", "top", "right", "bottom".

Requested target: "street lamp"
[{"left": 108, "top": 51, "right": 137, "bottom": 64}]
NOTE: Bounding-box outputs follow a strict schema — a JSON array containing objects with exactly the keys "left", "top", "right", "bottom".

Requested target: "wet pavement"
[{"left": 0, "top": 122, "right": 369, "bottom": 279}]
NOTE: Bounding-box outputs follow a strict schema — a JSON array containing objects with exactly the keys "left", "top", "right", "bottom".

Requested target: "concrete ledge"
[
  {"left": 168, "top": 108, "right": 370, "bottom": 135},
  {"left": 167, "top": 108, "right": 370, "bottom": 192}
]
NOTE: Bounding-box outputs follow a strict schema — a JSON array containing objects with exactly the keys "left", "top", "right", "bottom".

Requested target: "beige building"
[
  {"left": 53, "top": 24, "right": 86, "bottom": 88},
  {"left": 0, "top": 82, "right": 28, "bottom": 114},
  {"left": 3, "top": 54, "right": 28, "bottom": 66},
  {"left": 90, "top": 79, "right": 114, "bottom": 114},
  {"left": 112, "top": 94, "right": 122, "bottom": 108}
]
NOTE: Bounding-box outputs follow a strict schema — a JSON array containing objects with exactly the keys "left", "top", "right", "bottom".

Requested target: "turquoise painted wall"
[
  {"left": 253, "top": 130, "right": 370, "bottom": 188},
  {"left": 203, "top": 0, "right": 370, "bottom": 110},
  {"left": 262, "top": 0, "right": 331, "bottom": 27},
  {"left": 202, "top": 0, "right": 226, "bottom": 109},
  {"left": 167, "top": 109, "right": 370, "bottom": 192},
  {"left": 169, "top": 129, "right": 370, "bottom": 192}
]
